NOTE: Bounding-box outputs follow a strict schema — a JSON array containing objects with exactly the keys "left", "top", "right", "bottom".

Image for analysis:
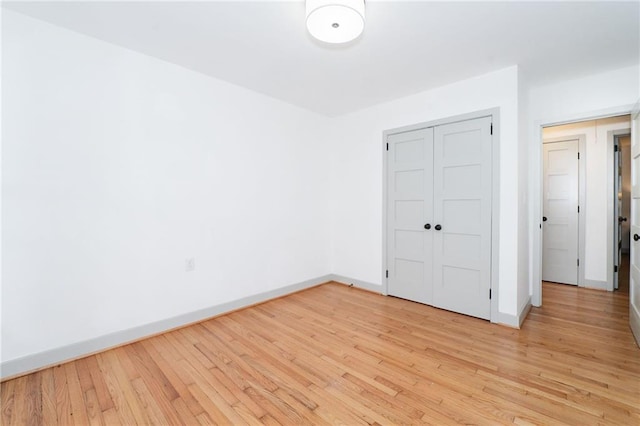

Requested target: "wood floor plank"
[
  {"left": 94, "top": 352, "right": 138, "bottom": 425},
  {"left": 1, "top": 378, "right": 16, "bottom": 425},
  {"left": 8, "top": 376, "right": 27, "bottom": 426},
  {"left": 38, "top": 369, "right": 57, "bottom": 426},
  {"left": 74, "top": 358, "right": 95, "bottom": 394},
  {"left": 178, "top": 359, "right": 242, "bottom": 422},
  {"left": 145, "top": 337, "right": 206, "bottom": 419},
  {"left": 130, "top": 377, "right": 174, "bottom": 425},
  {"left": 51, "top": 365, "right": 73, "bottom": 426},
  {"left": 25, "top": 372, "right": 43, "bottom": 426},
  {"left": 63, "top": 361, "right": 90, "bottom": 425},
  {"left": 127, "top": 341, "right": 179, "bottom": 401},
  {"left": 187, "top": 382, "right": 233, "bottom": 425},
  {"left": 82, "top": 356, "right": 114, "bottom": 412},
  {"left": 3, "top": 281, "right": 640, "bottom": 425},
  {"left": 170, "top": 397, "right": 198, "bottom": 424},
  {"left": 100, "top": 407, "right": 120, "bottom": 425},
  {"left": 83, "top": 388, "right": 105, "bottom": 426}
]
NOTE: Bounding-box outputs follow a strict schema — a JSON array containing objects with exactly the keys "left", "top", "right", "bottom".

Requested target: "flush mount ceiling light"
[{"left": 306, "top": 0, "right": 365, "bottom": 44}]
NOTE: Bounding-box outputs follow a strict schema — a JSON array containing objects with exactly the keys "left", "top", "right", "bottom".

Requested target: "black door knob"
[
  {"left": 543, "top": 216, "right": 548, "bottom": 222},
  {"left": 435, "top": 224, "right": 442, "bottom": 231},
  {"left": 634, "top": 234, "right": 640, "bottom": 242},
  {"left": 619, "top": 216, "right": 628, "bottom": 223},
  {"left": 424, "top": 224, "right": 431, "bottom": 230}
]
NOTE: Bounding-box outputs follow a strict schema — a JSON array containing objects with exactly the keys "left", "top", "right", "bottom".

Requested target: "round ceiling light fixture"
[{"left": 306, "top": 0, "right": 365, "bottom": 44}]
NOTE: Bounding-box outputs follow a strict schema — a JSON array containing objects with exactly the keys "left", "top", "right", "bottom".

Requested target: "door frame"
[
  {"left": 609, "top": 129, "right": 632, "bottom": 291},
  {"left": 630, "top": 100, "right": 640, "bottom": 347},
  {"left": 531, "top": 104, "right": 636, "bottom": 307},
  {"left": 382, "top": 107, "right": 500, "bottom": 323},
  {"left": 541, "top": 135, "right": 586, "bottom": 287}
]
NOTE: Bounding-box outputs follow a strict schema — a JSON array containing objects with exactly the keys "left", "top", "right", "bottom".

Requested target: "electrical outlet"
[{"left": 185, "top": 257, "right": 195, "bottom": 272}]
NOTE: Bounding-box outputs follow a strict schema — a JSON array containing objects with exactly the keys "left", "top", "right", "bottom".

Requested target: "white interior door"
[
  {"left": 432, "top": 116, "right": 492, "bottom": 320},
  {"left": 542, "top": 140, "right": 579, "bottom": 285},
  {"left": 387, "top": 128, "right": 434, "bottom": 305},
  {"left": 629, "top": 102, "right": 640, "bottom": 347}
]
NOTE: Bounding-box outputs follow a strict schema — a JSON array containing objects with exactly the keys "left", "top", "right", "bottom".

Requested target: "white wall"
[
  {"left": 529, "top": 65, "right": 639, "bottom": 124},
  {"left": 0, "top": 5, "right": 4, "bottom": 367},
  {"left": 2, "top": 11, "right": 331, "bottom": 367},
  {"left": 329, "top": 66, "right": 523, "bottom": 318},
  {"left": 517, "top": 68, "right": 531, "bottom": 314},
  {"left": 529, "top": 65, "right": 639, "bottom": 304}
]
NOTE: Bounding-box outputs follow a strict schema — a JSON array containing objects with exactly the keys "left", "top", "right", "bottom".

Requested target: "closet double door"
[{"left": 386, "top": 116, "right": 493, "bottom": 320}]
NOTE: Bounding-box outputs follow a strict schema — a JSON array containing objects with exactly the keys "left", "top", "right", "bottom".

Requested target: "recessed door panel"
[
  {"left": 442, "top": 129, "right": 482, "bottom": 161},
  {"left": 394, "top": 201, "right": 424, "bottom": 229},
  {"left": 442, "top": 199, "right": 482, "bottom": 235},
  {"left": 443, "top": 234, "right": 480, "bottom": 260},
  {"left": 396, "top": 139, "right": 425, "bottom": 163},
  {"left": 395, "top": 170, "right": 424, "bottom": 199},
  {"left": 443, "top": 164, "right": 482, "bottom": 194},
  {"left": 395, "top": 230, "right": 424, "bottom": 261},
  {"left": 394, "top": 259, "right": 426, "bottom": 303}
]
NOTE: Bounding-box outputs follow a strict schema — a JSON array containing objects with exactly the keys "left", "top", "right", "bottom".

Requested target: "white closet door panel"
[
  {"left": 432, "top": 117, "right": 492, "bottom": 320},
  {"left": 387, "top": 129, "right": 434, "bottom": 304}
]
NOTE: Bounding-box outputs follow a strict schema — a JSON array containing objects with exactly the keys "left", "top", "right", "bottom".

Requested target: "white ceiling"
[{"left": 3, "top": 1, "right": 639, "bottom": 116}]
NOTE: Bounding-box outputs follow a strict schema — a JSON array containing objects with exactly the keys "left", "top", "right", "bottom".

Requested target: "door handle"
[
  {"left": 424, "top": 223, "right": 431, "bottom": 230},
  {"left": 619, "top": 216, "right": 628, "bottom": 223},
  {"left": 634, "top": 234, "right": 640, "bottom": 242},
  {"left": 435, "top": 224, "right": 442, "bottom": 231},
  {"left": 542, "top": 216, "right": 548, "bottom": 222}
]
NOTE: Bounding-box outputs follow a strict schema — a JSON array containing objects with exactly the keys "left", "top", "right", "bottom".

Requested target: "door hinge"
[
  {"left": 615, "top": 145, "right": 619, "bottom": 152},
  {"left": 577, "top": 152, "right": 580, "bottom": 160},
  {"left": 490, "top": 123, "right": 493, "bottom": 135},
  {"left": 489, "top": 289, "right": 492, "bottom": 300},
  {"left": 577, "top": 259, "right": 580, "bottom": 266},
  {"left": 578, "top": 205, "right": 580, "bottom": 213},
  {"left": 386, "top": 143, "right": 389, "bottom": 151},
  {"left": 615, "top": 265, "right": 618, "bottom": 273},
  {"left": 386, "top": 270, "right": 389, "bottom": 278}
]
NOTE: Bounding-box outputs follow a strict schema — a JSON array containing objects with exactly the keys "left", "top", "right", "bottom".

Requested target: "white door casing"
[
  {"left": 629, "top": 102, "right": 640, "bottom": 347},
  {"left": 387, "top": 128, "right": 433, "bottom": 305},
  {"left": 614, "top": 138, "right": 622, "bottom": 290},
  {"left": 542, "top": 140, "right": 579, "bottom": 285}
]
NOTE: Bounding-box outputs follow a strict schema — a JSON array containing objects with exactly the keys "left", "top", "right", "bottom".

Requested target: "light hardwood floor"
[{"left": 2, "top": 281, "right": 639, "bottom": 425}]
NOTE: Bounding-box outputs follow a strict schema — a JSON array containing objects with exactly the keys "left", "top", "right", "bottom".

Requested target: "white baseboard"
[
  {"left": 329, "top": 274, "right": 529, "bottom": 329},
  {"left": 517, "top": 297, "right": 532, "bottom": 328},
  {"left": 496, "top": 312, "right": 519, "bottom": 328},
  {"left": 0, "top": 274, "right": 334, "bottom": 381},
  {"left": 496, "top": 297, "right": 531, "bottom": 329},
  {"left": 583, "top": 279, "right": 608, "bottom": 291},
  {"left": 328, "top": 274, "right": 383, "bottom": 294},
  {"left": 0, "top": 273, "right": 532, "bottom": 380}
]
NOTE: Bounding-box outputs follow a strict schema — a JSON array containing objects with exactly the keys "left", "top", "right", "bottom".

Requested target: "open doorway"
[
  {"left": 540, "top": 116, "right": 631, "bottom": 293},
  {"left": 614, "top": 134, "right": 631, "bottom": 293}
]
